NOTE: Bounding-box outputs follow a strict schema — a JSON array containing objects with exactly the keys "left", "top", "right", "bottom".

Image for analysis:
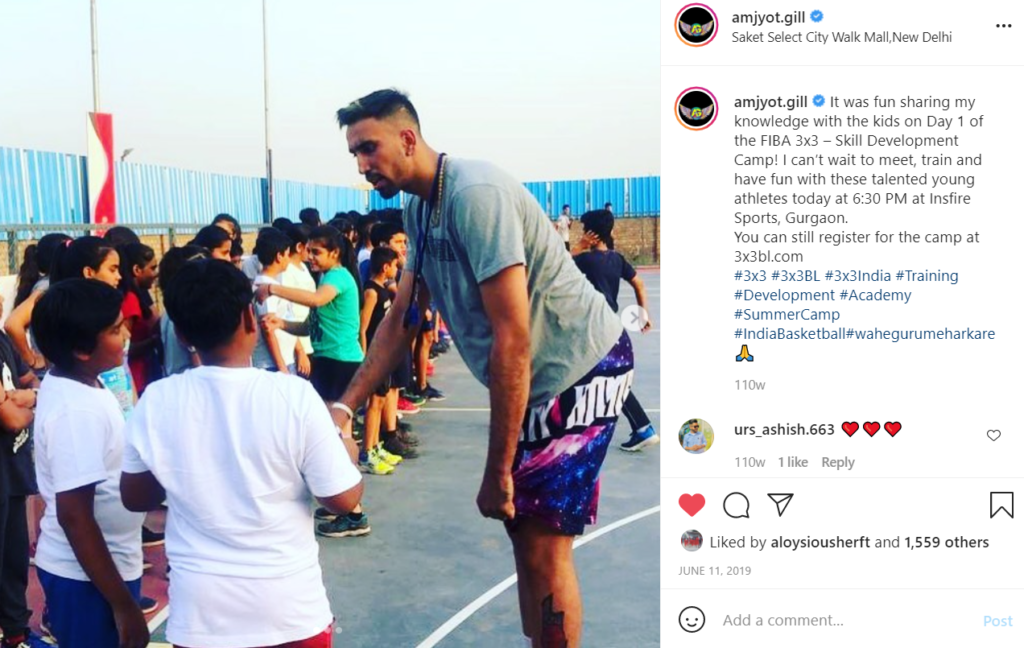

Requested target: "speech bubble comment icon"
[{"left": 723, "top": 492, "right": 750, "bottom": 518}]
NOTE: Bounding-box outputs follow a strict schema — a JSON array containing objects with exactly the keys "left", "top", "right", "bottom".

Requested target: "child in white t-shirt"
[
  {"left": 251, "top": 228, "right": 294, "bottom": 373},
  {"left": 281, "top": 223, "right": 316, "bottom": 376},
  {"left": 31, "top": 279, "right": 149, "bottom": 648},
  {"left": 121, "top": 259, "right": 363, "bottom": 647}
]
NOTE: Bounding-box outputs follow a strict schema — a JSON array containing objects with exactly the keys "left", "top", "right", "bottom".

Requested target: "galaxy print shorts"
[{"left": 512, "top": 330, "right": 634, "bottom": 535}]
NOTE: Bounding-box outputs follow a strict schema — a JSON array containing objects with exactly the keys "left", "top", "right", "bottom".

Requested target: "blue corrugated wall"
[{"left": 0, "top": 147, "right": 659, "bottom": 225}]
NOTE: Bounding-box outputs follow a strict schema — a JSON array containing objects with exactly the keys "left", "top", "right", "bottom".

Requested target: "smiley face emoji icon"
[{"left": 678, "top": 606, "right": 706, "bottom": 633}]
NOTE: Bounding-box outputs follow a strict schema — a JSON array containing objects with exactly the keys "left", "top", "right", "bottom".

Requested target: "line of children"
[{"left": 3, "top": 207, "right": 462, "bottom": 645}]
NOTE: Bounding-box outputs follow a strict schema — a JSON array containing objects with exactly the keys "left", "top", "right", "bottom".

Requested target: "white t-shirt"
[
  {"left": 253, "top": 273, "right": 297, "bottom": 368},
  {"left": 356, "top": 247, "right": 372, "bottom": 266},
  {"left": 282, "top": 261, "right": 316, "bottom": 354},
  {"left": 34, "top": 374, "right": 145, "bottom": 582},
  {"left": 556, "top": 214, "right": 572, "bottom": 242},
  {"left": 122, "top": 366, "right": 361, "bottom": 647}
]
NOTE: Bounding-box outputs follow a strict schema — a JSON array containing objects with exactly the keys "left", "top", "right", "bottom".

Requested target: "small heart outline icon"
[
  {"left": 842, "top": 422, "right": 859, "bottom": 437},
  {"left": 678, "top": 493, "right": 706, "bottom": 517},
  {"left": 987, "top": 430, "right": 1001, "bottom": 441},
  {"left": 864, "top": 422, "right": 880, "bottom": 437},
  {"left": 885, "top": 422, "right": 901, "bottom": 437}
]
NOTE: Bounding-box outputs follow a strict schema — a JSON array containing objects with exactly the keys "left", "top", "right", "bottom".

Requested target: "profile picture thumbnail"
[
  {"left": 675, "top": 4, "right": 718, "bottom": 46},
  {"left": 682, "top": 529, "right": 703, "bottom": 552},
  {"left": 675, "top": 88, "right": 718, "bottom": 131},
  {"left": 679, "top": 418, "right": 714, "bottom": 454}
]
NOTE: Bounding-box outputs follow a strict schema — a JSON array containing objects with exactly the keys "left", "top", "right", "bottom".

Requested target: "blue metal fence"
[{"left": 0, "top": 147, "right": 660, "bottom": 225}]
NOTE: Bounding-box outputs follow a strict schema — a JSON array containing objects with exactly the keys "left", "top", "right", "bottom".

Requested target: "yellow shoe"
[
  {"left": 364, "top": 449, "right": 395, "bottom": 475},
  {"left": 375, "top": 443, "right": 404, "bottom": 466}
]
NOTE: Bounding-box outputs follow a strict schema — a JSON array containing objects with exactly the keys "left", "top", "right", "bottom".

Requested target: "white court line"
[
  {"left": 416, "top": 505, "right": 660, "bottom": 648},
  {"left": 421, "top": 407, "right": 660, "bottom": 413},
  {"left": 148, "top": 605, "right": 170, "bottom": 633}
]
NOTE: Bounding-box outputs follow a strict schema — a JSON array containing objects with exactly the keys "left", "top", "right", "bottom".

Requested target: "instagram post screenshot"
[
  {"left": 662, "top": 1, "right": 1021, "bottom": 646},
  {"left": 0, "top": 1, "right": 660, "bottom": 647}
]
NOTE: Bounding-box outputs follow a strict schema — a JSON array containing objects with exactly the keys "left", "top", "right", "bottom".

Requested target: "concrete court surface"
[{"left": 149, "top": 270, "right": 661, "bottom": 647}]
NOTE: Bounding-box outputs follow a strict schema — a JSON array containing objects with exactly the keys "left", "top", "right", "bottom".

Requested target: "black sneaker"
[
  {"left": 383, "top": 434, "right": 419, "bottom": 459},
  {"left": 140, "top": 596, "right": 159, "bottom": 614},
  {"left": 398, "top": 429, "right": 420, "bottom": 446},
  {"left": 142, "top": 527, "right": 165, "bottom": 547},
  {"left": 421, "top": 384, "right": 446, "bottom": 402},
  {"left": 317, "top": 513, "right": 371, "bottom": 538}
]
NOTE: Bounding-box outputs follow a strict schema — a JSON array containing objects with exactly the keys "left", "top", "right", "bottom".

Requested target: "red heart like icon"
[
  {"left": 678, "top": 494, "right": 706, "bottom": 517},
  {"left": 842, "top": 422, "right": 859, "bottom": 437},
  {"left": 885, "top": 422, "right": 901, "bottom": 437},
  {"left": 864, "top": 422, "right": 880, "bottom": 437}
]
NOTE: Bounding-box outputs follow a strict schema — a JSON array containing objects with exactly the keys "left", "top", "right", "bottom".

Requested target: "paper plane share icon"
[{"left": 768, "top": 493, "right": 793, "bottom": 517}]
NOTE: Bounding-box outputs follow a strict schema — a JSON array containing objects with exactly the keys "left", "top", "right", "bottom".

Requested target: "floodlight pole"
[
  {"left": 90, "top": 0, "right": 100, "bottom": 112},
  {"left": 263, "top": 0, "right": 274, "bottom": 223}
]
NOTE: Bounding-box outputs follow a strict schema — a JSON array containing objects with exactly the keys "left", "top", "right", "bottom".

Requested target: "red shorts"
[{"left": 174, "top": 625, "right": 333, "bottom": 648}]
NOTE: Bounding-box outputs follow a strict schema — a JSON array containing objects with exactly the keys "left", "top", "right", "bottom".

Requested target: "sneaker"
[
  {"left": 364, "top": 448, "right": 396, "bottom": 475},
  {"left": 315, "top": 507, "right": 338, "bottom": 522},
  {"left": 383, "top": 434, "right": 419, "bottom": 459},
  {"left": 375, "top": 443, "right": 403, "bottom": 466},
  {"left": 140, "top": 596, "right": 159, "bottom": 614},
  {"left": 401, "top": 390, "right": 427, "bottom": 406},
  {"left": 397, "top": 397, "right": 421, "bottom": 414},
  {"left": 398, "top": 420, "right": 413, "bottom": 432},
  {"left": 421, "top": 384, "right": 446, "bottom": 401},
  {"left": 317, "top": 513, "right": 371, "bottom": 538},
  {"left": 142, "top": 527, "right": 165, "bottom": 547},
  {"left": 619, "top": 424, "right": 660, "bottom": 452}
]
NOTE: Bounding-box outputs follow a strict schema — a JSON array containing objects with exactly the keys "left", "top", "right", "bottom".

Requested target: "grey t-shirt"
[{"left": 404, "top": 158, "right": 622, "bottom": 406}]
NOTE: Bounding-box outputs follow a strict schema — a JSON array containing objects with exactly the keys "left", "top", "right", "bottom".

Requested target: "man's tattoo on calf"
[{"left": 540, "top": 594, "right": 568, "bottom": 648}]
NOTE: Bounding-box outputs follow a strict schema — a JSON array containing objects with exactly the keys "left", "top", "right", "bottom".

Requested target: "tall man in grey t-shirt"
[{"left": 329, "top": 89, "right": 631, "bottom": 647}]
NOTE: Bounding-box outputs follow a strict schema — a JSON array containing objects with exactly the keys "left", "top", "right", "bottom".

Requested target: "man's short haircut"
[
  {"left": 271, "top": 217, "right": 293, "bottom": 231},
  {"left": 370, "top": 246, "right": 399, "bottom": 275},
  {"left": 32, "top": 279, "right": 123, "bottom": 372},
  {"left": 254, "top": 227, "right": 293, "bottom": 266},
  {"left": 604, "top": 202, "right": 614, "bottom": 209},
  {"left": 164, "top": 259, "right": 252, "bottom": 353},
  {"left": 336, "top": 88, "right": 420, "bottom": 129},
  {"left": 562, "top": 204, "right": 570, "bottom": 211},
  {"left": 370, "top": 222, "right": 404, "bottom": 248},
  {"left": 298, "top": 207, "right": 321, "bottom": 227}
]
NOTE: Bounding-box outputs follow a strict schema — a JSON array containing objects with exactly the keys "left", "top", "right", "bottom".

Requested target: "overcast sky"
[{"left": 0, "top": 0, "right": 659, "bottom": 187}]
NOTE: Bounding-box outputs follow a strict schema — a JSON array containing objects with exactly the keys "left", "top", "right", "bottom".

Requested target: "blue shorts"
[{"left": 37, "top": 568, "right": 142, "bottom": 648}]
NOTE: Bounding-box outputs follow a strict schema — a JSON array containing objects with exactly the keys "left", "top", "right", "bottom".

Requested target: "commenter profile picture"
[
  {"left": 675, "top": 88, "right": 718, "bottom": 131},
  {"left": 675, "top": 4, "right": 718, "bottom": 46},
  {"left": 680, "top": 418, "right": 714, "bottom": 454}
]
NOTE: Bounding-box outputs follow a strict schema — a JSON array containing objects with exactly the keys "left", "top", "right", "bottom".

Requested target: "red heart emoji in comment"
[
  {"left": 842, "top": 422, "right": 859, "bottom": 437},
  {"left": 864, "top": 422, "right": 880, "bottom": 437},
  {"left": 678, "top": 494, "right": 706, "bottom": 517},
  {"left": 885, "top": 422, "right": 901, "bottom": 437}
]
